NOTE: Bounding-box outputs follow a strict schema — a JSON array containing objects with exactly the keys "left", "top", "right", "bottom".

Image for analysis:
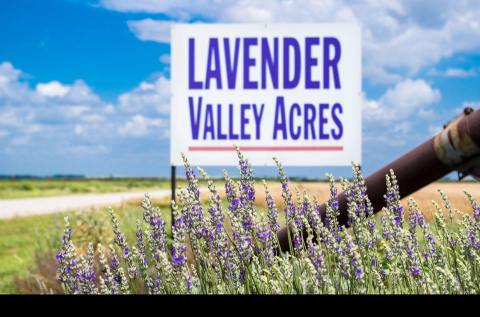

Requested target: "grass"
[
  {"left": 0, "top": 178, "right": 238, "bottom": 200},
  {"left": 0, "top": 211, "right": 66, "bottom": 293},
  {"left": 0, "top": 178, "right": 176, "bottom": 199},
  {"left": 0, "top": 197, "right": 173, "bottom": 293}
]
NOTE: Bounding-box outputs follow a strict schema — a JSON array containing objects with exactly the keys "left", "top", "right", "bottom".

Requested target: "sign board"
[{"left": 170, "top": 23, "right": 361, "bottom": 166}]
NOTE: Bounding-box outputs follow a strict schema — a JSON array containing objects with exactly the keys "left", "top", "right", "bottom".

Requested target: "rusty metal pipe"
[{"left": 277, "top": 107, "right": 480, "bottom": 252}]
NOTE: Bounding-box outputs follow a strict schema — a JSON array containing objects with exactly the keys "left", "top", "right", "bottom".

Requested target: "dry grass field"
[{"left": 198, "top": 181, "right": 480, "bottom": 222}]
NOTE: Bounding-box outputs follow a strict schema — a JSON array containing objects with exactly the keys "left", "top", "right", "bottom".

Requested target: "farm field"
[
  {"left": 0, "top": 178, "right": 478, "bottom": 293},
  {"left": 0, "top": 178, "right": 175, "bottom": 200},
  {"left": 256, "top": 180, "right": 480, "bottom": 221}
]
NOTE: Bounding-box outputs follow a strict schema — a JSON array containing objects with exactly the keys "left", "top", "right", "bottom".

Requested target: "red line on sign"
[{"left": 188, "top": 146, "right": 344, "bottom": 152}]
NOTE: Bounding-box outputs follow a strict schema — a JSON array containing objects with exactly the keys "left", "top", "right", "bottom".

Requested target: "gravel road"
[{"left": 0, "top": 190, "right": 171, "bottom": 220}]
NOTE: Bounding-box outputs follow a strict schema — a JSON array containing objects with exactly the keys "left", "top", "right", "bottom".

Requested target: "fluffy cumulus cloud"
[
  {"left": 0, "top": 62, "right": 170, "bottom": 157},
  {"left": 363, "top": 79, "right": 441, "bottom": 122},
  {"left": 36, "top": 81, "right": 70, "bottom": 97},
  {"left": 362, "top": 79, "right": 441, "bottom": 147},
  {"left": 102, "top": 0, "right": 480, "bottom": 85},
  {"left": 119, "top": 114, "right": 166, "bottom": 137},
  {"left": 117, "top": 76, "right": 170, "bottom": 115},
  {"left": 127, "top": 19, "right": 172, "bottom": 44}
]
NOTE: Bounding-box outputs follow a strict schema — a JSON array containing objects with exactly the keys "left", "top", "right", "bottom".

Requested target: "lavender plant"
[{"left": 56, "top": 148, "right": 480, "bottom": 294}]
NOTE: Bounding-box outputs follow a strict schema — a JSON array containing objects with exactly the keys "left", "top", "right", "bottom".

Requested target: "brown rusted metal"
[{"left": 277, "top": 108, "right": 480, "bottom": 252}]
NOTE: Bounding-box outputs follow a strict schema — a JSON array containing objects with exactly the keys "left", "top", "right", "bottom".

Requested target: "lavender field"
[{"left": 55, "top": 149, "right": 480, "bottom": 294}]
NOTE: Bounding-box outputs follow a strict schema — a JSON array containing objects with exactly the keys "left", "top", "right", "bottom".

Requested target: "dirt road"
[{"left": 0, "top": 190, "right": 170, "bottom": 220}]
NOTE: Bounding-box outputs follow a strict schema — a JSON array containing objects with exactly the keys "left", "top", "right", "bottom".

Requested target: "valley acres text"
[{"left": 187, "top": 36, "right": 345, "bottom": 141}]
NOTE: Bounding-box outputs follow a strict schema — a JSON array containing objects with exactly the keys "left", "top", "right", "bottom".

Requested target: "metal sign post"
[{"left": 170, "top": 165, "right": 176, "bottom": 229}]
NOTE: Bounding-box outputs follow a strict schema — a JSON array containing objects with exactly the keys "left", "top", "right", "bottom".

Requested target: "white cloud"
[
  {"left": 62, "top": 80, "right": 102, "bottom": 104},
  {"left": 119, "top": 114, "right": 165, "bottom": 137},
  {"left": 0, "top": 62, "right": 39, "bottom": 105},
  {"left": 22, "top": 124, "right": 44, "bottom": 135},
  {"left": 0, "top": 62, "right": 170, "bottom": 156},
  {"left": 159, "top": 54, "right": 170, "bottom": 64},
  {"left": 363, "top": 79, "right": 441, "bottom": 122},
  {"left": 36, "top": 81, "right": 70, "bottom": 97},
  {"left": 127, "top": 19, "right": 171, "bottom": 43},
  {"left": 429, "top": 67, "right": 477, "bottom": 78},
  {"left": 62, "top": 105, "right": 91, "bottom": 118},
  {"left": 361, "top": 78, "right": 443, "bottom": 147},
  {"left": 101, "top": 0, "right": 182, "bottom": 13},
  {"left": 74, "top": 124, "right": 86, "bottom": 136},
  {"left": 103, "top": 0, "right": 480, "bottom": 84},
  {"left": 80, "top": 113, "right": 107, "bottom": 123},
  {"left": 444, "top": 68, "right": 476, "bottom": 77},
  {"left": 0, "top": 62, "right": 21, "bottom": 86},
  {"left": 103, "top": 104, "right": 115, "bottom": 114},
  {"left": 10, "top": 136, "right": 31, "bottom": 146},
  {"left": 0, "top": 108, "right": 22, "bottom": 127},
  {"left": 391, "top": 121, "right": 412, "bottom": 135},
  {"left": 0, "top": 129, "right": 9, "bottom": 138},
  {"left": 100, "top": 0, "right": 223, "bottom": 18},
  {"left": 117, "top": 75, "right": 170, "bottom": 115},
  {"left": 428, "top": 124, "right": 442, "bottom": 135},
  {"left": 68, "top": 144, "right": 109, "bottom": 155}
]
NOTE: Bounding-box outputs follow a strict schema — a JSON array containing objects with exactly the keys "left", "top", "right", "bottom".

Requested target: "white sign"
[{"left": 170, "top": 23, "right": 361, "bottom": 166}]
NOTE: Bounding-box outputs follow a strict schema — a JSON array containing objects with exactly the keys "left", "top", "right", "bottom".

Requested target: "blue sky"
[{"left": 0, "top": 0, "right": 479, "bottom": 179}]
